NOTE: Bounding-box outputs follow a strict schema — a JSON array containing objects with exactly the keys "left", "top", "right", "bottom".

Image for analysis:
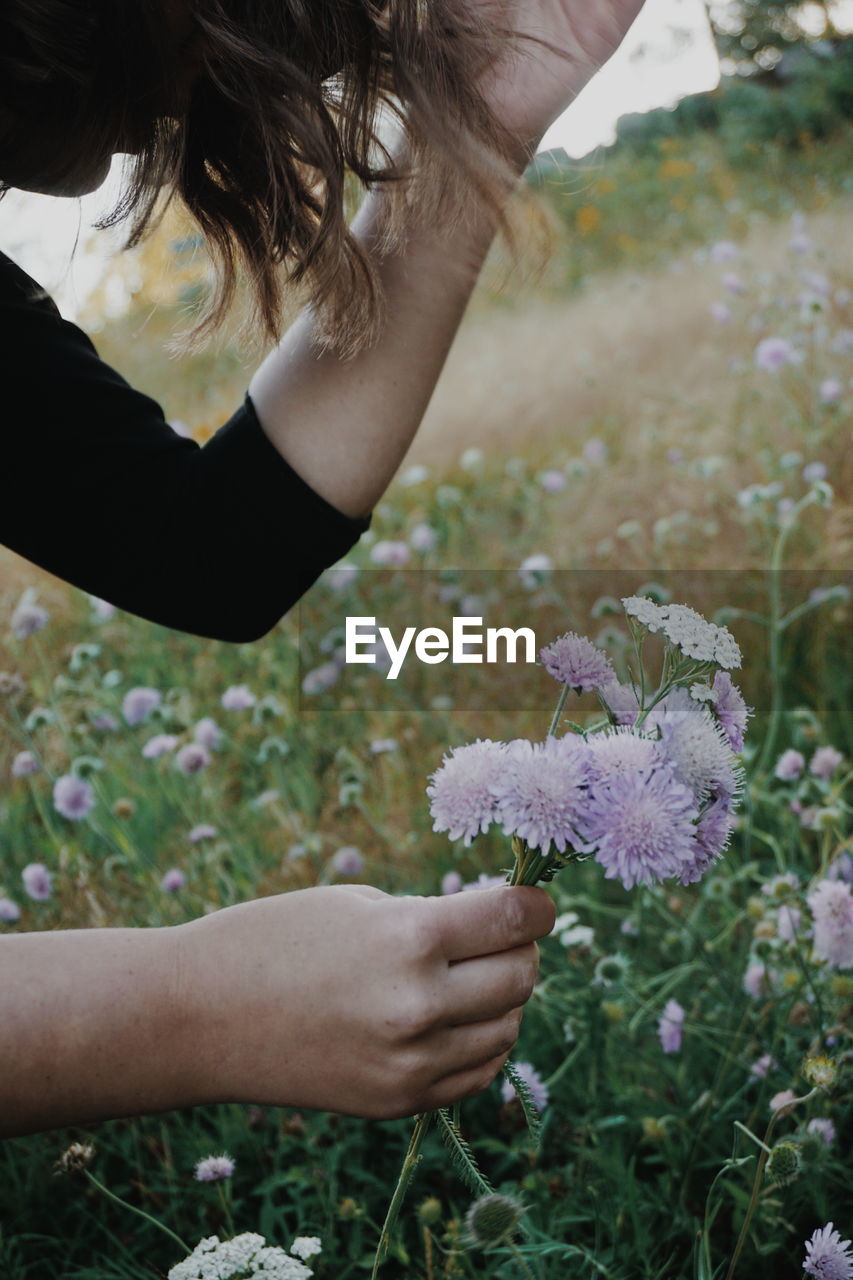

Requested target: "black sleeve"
[{"left": 0, "top": 250, "right": 371, "bottom": 643}]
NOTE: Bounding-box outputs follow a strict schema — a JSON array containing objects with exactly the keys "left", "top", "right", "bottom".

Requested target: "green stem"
[
  {"left": 83, "top": 1170, "right": 190, "bottom": 1254},
  {"left": 547, "top": 685, "right": 570, "bottom": 739},
  {"left": 371, "top": 1112, "right": 433, "bottom": 1278},
  {"left": 508, "top": 1240, "right": 538, "bottom": 1280}
]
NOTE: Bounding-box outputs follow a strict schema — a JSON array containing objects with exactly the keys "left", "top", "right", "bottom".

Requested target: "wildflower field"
[{"left": 1, "top": 124, "right": 851, "bottom": 1279}]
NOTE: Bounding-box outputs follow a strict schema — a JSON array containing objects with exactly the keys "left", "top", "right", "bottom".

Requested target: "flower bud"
[
  {"left": 802, "top": 1055, "right": 837, "bottom": 1090},
  {"left": 418, "top": 1197, "right": 443, "bottom": 1226},
  {"left": 765, "top": 1141, "right": 802, "bottom": 1186},
  {"left": 463, "top": 1193, "right": 525, "bottom": 1248},
  {"left": 53, "top": 1142, "right": 95, "bottom": 1175}
]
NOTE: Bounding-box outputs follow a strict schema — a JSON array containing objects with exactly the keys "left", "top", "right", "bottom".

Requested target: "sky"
[{"left": 0, "top": 0, "right": 722, "bottom": 319}]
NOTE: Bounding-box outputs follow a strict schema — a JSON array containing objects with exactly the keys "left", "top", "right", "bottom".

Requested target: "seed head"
[
  {"left": 765, "top": 1141, "right": 802, "bottom": 1186},
  {"left": 463, "top": 1193, "right": 526, "bottom": 1248},
  {"left": 53, "top": 1142, "right": 95, "bottom": 1175}
]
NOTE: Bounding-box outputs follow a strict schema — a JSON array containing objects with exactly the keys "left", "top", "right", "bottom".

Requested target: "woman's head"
[{"left": 0, "top": 0, "right": 539, "bottom": 358}]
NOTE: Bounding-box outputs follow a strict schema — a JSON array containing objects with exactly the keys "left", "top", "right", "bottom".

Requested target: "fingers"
[
  {"left": 427, "top": 1008, "right": 523, "bottom": 1080},
  {"left": 419, "top": 1047, "right": 514, "bottom": 1113},
  {"left": 443, "top": 942, "right": 540, "bottom": 1025},
  {"left": 428, "top": 885, "right": 556, "bottom": 962}
]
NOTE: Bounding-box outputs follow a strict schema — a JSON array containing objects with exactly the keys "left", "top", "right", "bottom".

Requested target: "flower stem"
[
  {"left": 547, "top": 686, "right": 570, "bottom": 739},
  {"left": 83, "top": 1170, "right": 190, "bottom": 1254},
  {"left": 507, "top": 1240, "right": 538, "bottom": 1280},
  {"left": 371, "top": 1111, "right": 434, "bottom": 1278}
]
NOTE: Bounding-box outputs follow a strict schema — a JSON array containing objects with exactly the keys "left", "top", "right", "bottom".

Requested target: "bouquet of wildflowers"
[{"left": 371, "top": 593, "right": 751, "bottom": 1275}]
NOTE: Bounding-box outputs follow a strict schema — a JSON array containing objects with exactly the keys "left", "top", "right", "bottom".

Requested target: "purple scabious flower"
[
  {"left": 598, "top": 679, "right": 639, "bottom": 726},
  {"left": 188, "top": 823, "right": 218, "bottom": 843},
  {"left": 810, "top": 746, "right": 844, "bottom": 779},
  {"left": 711, "top": 671, "right": 751, "bottom": 752},
  {"left": 91, "top": 712, "right": 119, "bottom": 732},
  {"left": 587, "top": 728, "right": 661, "bottom": 783},
  {"left": 0, "top": 896, "right": 21, "bottom": 922},
  {"left": 657, "top": 998, "right": 685, "bottom": 1054},
  {"left": 770, "top": 1089, "right": 797, "bottom": 1115},
  {"left": 142, "top": 733, "right": 179, "bottom": 759},
  {"left": 122, "top": 686, "right": 161, "bottom": 726},
  {"left": 161, "top": 868, "right": 187, "bottom": 892},
  {"left": 807, "top": 880, "right": 853, "bottom": 970},
  {"left": 194, "top": 1154, "right": 235, "bottom": 1182},
  {"left": 221, "top": 684, "right": 255, "bottom": 711},
  {"left": 538, "top": 469, "right": 567, "bottom": 493},
  {"left": 775, "top": 749, "right": 805, "bottom": 781},
  {"left": 10, "top": 601, "right": 50, "bottom": 639},
  {"left": 651, "top": 693, "right": 740, "bottom": 803},
  {"left": 777, "top": 903, "right": 801, "bottom": 944},
  {"left": 409, "top": 523, "right": 438, "bottom": 553},
  {"left": 53, "top": 773, "right": 95, "bottom": 820},
  {"left": 301, "top": 662, "right": 340, "bottom": 696},
  {"left": 11, "top": 750, "right": 40, "bottom": 777},
  {"left": 491, "top": 736, "right": 590, "bottom": 854},
  {"left": 427, "top": 739, "right": 507, "bottom": 846},
  {"left": 500, "top": 1061, "right": 549, "bottom": 1111},
  {"left": 749, "top": 1052, "right": 776, "bottom": 1079},
  {"left": 539, "top": 631, "right": 615, "bottom": 692},
  {"left": 807, "top": 1117, "right": 836, "bottom": 1147},
  {"left": 370, "top": 540, "right": 410, "bottom": 567},
  {"left": 369, "top": 737, "right": 398, "bottom": 755},
  {"left": 175, "top": 743, "right": 211, "bottom": 775},
  {"left": 22, "top": 862, "right": 52, "bottom": 900},
  {"left": 743, "top": 962, "right": 779, "bottom": 999},
  {"left": 193, "top": 717, "right": 222, "bottom": 750},
  {"left": 677, "top": 792, "right": 735, "bottom": 886},
  {"left": 330, "top": 846, "right": 364, "bottom": 878},
  {"left": 754, "top": 336, "right": 801, "bottom": 372},
  {"left": 803, "top": 1222, "right": 853, "bottom": 1279},
  {"left": 441, "top": 870, "right": 463, "bottom": 895},
  {"left": 577, "top": 765, "right": 699, "bottom": 890}
]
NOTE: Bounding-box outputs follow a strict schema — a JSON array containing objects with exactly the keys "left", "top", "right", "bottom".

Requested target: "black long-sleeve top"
[{"left": 0, "top": 248, "right": 371, "bottom": 643}]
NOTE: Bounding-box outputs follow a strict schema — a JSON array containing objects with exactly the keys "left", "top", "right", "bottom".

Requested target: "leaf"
[
  {"left": 501, "top": 1060, "right": 544, "bottom": 1153},
  {"left": 436, "top": 1109, "right": 495, "bottom": 1198}
]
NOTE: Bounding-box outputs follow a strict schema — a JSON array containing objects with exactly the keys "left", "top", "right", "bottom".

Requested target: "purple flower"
[
  {"left": 657, "top": 998, "right": 684, "bottom": 1054},
  {"left": 803, "top": 1222, "right": 853, "bottom": 1279},
  {"left": 491, "top": 736, "right": 590, "bottom": 854},
  {"left": 370, "top": 540, "right": 410, "bottom": 567},
  {"left": 89, "top": 595, "right": 117, "bottom": 620},
  {"left": 188, "top": 823, "right": 218, "bottom": 843},
  {"left": 777, "top": 903, "right": 801, "bottom": 944},
  {"left": 324, "top": 562, "right": 359, "bottom": 591},
  {"left": 330, "top": 846, "right": 364, "bottom": 878},
  {"left": 22, "top": 862, "right": 52, "bottom": 900},
  {"left": 53, "top": 773, "right": 95, "bottom": 820},
  {"left": 11, "top": 750, "right": 40, "bottom": 777},
  {"left": 806, "top": 1117, "right": 836, "bottom": 1147},
  {"left": 678, "top": 792, "right": 735, "bottom": 886},
  {"left": 807, "top": 880, "right": 853, "bottom": 970},
  {"left": 803, "top": 461, "right": 828, "bottom": 485},
  {"left": 587, "top": 728, "right": 660, "bottom": 783},
  {"left": 577, "top": 765, "right": 699, "bottom": 890},
  {"left": 749, "top": 1052, "right": 776, "bottom": 1079},
  {"left": 810, "top": 746, "right": 844, "bottom": 780},
  {"left": 369, "top": 737, "right": 398, "bottom": 755},
  {"left": 539, "top": 631, "right": 615, "bottom": 692},
  {"left": 221, "top": 684, "right": 255, "bottom": 711},
  {"left": 769, "top": 1088, "right": 797, "bottom": 1115},
  {"left": 161, "top": 868, "right": 187, "bottom": 892},
  {"left": 409, "top": 524, "right": 437, "bottom": 553},
  {"left": 775, "top": 749, "right": 805, "bottom": 781},
  {"left": 743, "top": 962, "right": 778, "bottom": 999},
  {"left": 441, "top": 870, "right": 463, "bottom": 895},
  {"left": 0, "top": 896, "right": 21, "bottom": 922},
  {"left": 500, "top": 1061, "right": 549, "bottom": 1111},
  {"left": 827, "top": 852, "right": 853, "bottom": 885},
  {"left": 538, "top": 469, "right": 567, "bottom": 493},
  {"left": 598, "top": 680, "right": 639, "bottom": 726},
  {"left": 142, "top": 733, "right": 179, "bottom": 759},
  {"left": 122, "top": 686, "right": 161, "bottom": 726},
  {"left": 193, "top": 718, "right": 222, "bottom": 750},
  {"left": 652, "top": 695, "right": 740, "bottom": 803},
  {"left": 194, "top": 1154, "right": 235, "bottom": 1182},
  {"left": 819, "top": 379, "right": 843, "bottom": 405},
  {"left": 301, "top": 662, "right": 340, "bottom": 696},
  {"left": 10, "top": 601, "right": 49, "bottom": 639},
  {"left": 175, "top": 743, "right": 211, "bottom": 774},
  {"left": 755, "top": 337, "right": 801, "bottom": 372},
  {"left": 711, "top": 671, "right": 751, "bottom": 752},
  {"left": 91, "top": 712, "right": 120, "bottom": 732},
  {"left": 710, "top": 240, "right": 738, "bottom": 264},
  {"left": 427, "top": 739, "right": 507, "bottom": 846}
]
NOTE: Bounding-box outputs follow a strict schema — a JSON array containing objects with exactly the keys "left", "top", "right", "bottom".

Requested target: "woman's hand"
[
  {"left": 180, "top": 882, "right": 555, "bottom": 1119},
  {"left": 470, "top": 0, "right": 649, "bottom": 157}
]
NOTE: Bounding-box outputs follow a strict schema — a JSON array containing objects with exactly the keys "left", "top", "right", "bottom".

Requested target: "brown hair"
[{"left": 0, "top": 0, "right": 558, "bottom": 360}]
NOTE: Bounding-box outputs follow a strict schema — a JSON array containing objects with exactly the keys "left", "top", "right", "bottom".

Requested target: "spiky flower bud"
[
  {"left": 53, "top": 1142, "right": 95, "bottom": 1175},
  {"left": 765, "top": 1141, "right": 802, "bottom": 1185},
  {"left": 463, "top": 1193, "right": 525, "bottom": 1248},
  {"left": 418, "top": 1197, "right": 442, "bottom": 1226}
]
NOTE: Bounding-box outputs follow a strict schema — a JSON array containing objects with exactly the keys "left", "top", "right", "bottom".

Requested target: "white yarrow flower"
[
  {"left": 168, "top": 1232, "right": 314, "bottom": 1280},
  {"left": 622, "top": 595, "right": 666, "bottom": 631}
]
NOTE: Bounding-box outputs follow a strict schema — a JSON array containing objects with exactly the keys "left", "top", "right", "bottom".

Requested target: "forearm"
[
  {"left": 248, "top": 143, "right": 529, "bottom": 520},
  {"left": 0, "top": 926, "right": 196, "bottom": 1138}
]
